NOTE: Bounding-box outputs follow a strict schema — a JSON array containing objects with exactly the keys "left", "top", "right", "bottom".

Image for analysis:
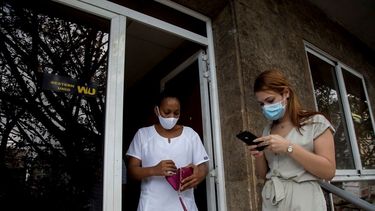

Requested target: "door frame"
[
  {"left": 53, "top": 1, "right": 226, "bottom": 210},
  {"left": 161, "top": 50, "right": 217, "bottom": 211},
  {"left": 54, "top": 1, "right": 126, "bottom": 211}
]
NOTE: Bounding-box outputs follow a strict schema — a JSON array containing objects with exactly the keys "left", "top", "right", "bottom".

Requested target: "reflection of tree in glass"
[
  {"left": 313, "top": 81, "right": 354, "bottom": 169},
  {"left": 347, "top": 94, "right": 375, "bottom": 169},
  {"left": 0, "top": 1, "right": 108, "bottom": 210}
]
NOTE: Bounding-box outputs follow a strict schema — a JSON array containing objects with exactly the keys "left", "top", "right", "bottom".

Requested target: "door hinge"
[
  {"left": 201, "top": 52, "right": 211, "bottom": 81},
  {"left": 202, "top": 52, "right": 208, "bottom": 61},
  {"left": 209, "top": 168, "right": 217, "bottom": 178},
  {"left": 203, "top": 69, "right": 210, "bottom": 79}
]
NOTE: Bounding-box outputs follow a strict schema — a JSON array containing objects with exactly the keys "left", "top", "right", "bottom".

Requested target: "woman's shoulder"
[
  {"left": 181, "top": 125, "right": 195, "bottom": 133},
  {"left": 306, "top": 113, "right": 329, "bottom": 123},
  {"left": 181, "top": 126, "right": 200, "bottom": 137},
  {"left": 136, "top": 125, "right": 157, "bottom": 136},
  {"left": 136, "top": 125, "right": 152, "bottom": 131},
  {"left": 303, "top": 113, "right": 334, "bottom": 131}
]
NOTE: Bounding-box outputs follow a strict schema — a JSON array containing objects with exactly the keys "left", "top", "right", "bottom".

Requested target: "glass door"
[
  {"left": 121, "top": 16, "right": 219, "bottom": 209},
  {"left": 1, "top": 1, "right": 225, "bottom": 210},
  {"left": 0, "top": 1, "right": 113, "bottom": 210},
  {"left": 161, "top": 51, "right": 218, "bottom": 211}
]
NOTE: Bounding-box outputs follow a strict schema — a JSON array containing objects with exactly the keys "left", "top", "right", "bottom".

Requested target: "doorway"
[
  {"left": 1, "top": 0, "right": 226, "bottom": 210},
  {"left": 122, "top": 19, "right": 211, "bottom": 210}
]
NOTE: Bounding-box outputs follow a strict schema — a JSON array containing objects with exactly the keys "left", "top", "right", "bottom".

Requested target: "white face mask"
[{"left": 156, "top": 107, "right": 179, "bottom": 130}]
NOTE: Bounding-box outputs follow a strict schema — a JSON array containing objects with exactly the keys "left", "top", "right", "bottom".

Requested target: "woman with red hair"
[{"left": 249, "top": 69, "right": 336, "bottom": 210}]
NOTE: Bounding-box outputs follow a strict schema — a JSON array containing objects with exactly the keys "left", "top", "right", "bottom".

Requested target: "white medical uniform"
[{"left": 126, "top": 125, "right": 209, "bottom": 211}]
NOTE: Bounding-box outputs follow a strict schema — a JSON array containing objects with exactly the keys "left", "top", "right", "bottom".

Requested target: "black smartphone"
[{"left": 236, "top": 131, "right": 267, "bottom": 151}]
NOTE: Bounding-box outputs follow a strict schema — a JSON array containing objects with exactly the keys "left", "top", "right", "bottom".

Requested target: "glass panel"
[
  {"left": 307, "top": 52, "right": 355, "bottom": 169},
  {"left": 164, "top": 60, "right": 208, "bottom": 211},
  {"left": 0, "top": 1, "right": 110, "bottom": 210},
  {"left": 109, "top": 0, "right": 207, "bottom": 37},
  {"left": 122, "top": 18, "right": 205, "bottom": 210},
  {"left": 342, "top": 69, "right": 375, "bottom": 169}
]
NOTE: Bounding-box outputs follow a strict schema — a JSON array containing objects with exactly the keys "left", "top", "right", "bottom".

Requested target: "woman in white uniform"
[
  {"left": 127, "top": 90, "right": 209, "bottom": 211},
  {"left": 249, "top": 69, "right": 336, "bottom": 210}
]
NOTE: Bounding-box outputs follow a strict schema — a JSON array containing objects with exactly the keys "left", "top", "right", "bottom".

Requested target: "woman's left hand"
[
  {"left": 258, "top": 134, "right": 291, "bottom": 154},
  {"left": 180, "top": 163, "right": 208, "bottom": 191}
]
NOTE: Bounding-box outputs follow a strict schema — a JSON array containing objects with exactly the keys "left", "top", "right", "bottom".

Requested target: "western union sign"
[{"left": 42, "top": 73, "right": 97, "bottom": 96}]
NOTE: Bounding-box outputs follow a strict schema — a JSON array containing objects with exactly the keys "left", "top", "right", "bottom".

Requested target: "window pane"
[
  {"left": 342, "top": 69, "right": 375, "bottom": 170},
  {"left": 307, "top": 52, "right": 355, "bottom": 169},
  {"left": 109, "top": 0, "right": 207, "bottom": 37},
  {"left": 0, "top": 1, "right": 109, "bottom": 210}
]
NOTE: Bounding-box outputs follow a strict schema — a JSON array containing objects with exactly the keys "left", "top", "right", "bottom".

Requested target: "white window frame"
[
  {"left": 53, "top": 1, "right": 125, "bottom": 210},
  {"left": 160, "top": 50, "right": 218, "bottom": 211},
  {"left": 304, "top": 42, "right": 375, "bottom": 181},
  {"left": 53, "top": 0, "right": 227, "bottom": 210}
]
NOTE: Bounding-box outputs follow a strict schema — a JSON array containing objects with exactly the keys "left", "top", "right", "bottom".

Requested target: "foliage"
[{"left": 0, "top": 1, "right": 109, "bottom": 209}]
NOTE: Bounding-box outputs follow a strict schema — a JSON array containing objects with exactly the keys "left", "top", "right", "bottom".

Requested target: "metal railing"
[{"left": 318, "top": 181, "right": 375, "bottom": 211}]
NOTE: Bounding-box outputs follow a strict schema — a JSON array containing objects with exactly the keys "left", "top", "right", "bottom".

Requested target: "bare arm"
[
  {"left": 289, "top": 129, "right": 336, "bottom": 180},
  {"left": 248, "top": 145, "right": 269, "bottom": 179},
  {"left": 127, "top": 156, "right": 177, "bottom": 181}
]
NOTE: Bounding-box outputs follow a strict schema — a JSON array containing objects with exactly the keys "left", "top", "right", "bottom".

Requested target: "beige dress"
[{"left": 261, "top": 114, "right": 334, "bottom": 211}]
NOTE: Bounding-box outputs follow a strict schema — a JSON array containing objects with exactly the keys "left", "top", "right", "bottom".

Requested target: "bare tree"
[{"left": 1, "top": 1, "right": 109, "bottom": 209}]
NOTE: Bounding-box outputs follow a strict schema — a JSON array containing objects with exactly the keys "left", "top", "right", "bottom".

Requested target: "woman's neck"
[
  {"left": 273, "top": 115, "right": 292, "bottom": 129},
  {"left": 155, "top": 124, "right": 183, "bottom": 138}
]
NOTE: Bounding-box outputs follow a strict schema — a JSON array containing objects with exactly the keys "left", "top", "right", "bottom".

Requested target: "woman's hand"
[
  {"left": 180, "top": 163, "right": 208, "bottom": 191},
  {"left": 154, "top": 160, "right": 177, "bottom": 176},
  {"left": 255, "top": 134, "right": 290, "bottom": 154},
  {"left": 247, "top": 138, "right": 269, "bottom": 179},
  {"left": 247, "top": 144, "right": 265, "bottom": 157}
]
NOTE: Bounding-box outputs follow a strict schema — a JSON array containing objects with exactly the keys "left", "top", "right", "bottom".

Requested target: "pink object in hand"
[{"left": 165, "top": 167, "right": 193, "bottom": 191}]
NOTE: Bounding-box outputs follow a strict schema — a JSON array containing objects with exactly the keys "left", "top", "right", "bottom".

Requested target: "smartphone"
[{"left": 236, "top": 131, "right": 267, "bottom": 151}]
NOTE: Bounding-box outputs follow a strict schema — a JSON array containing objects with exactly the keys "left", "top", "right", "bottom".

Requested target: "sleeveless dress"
[{"left": 261, "top": 114, "right": 334, "bottom": 211}]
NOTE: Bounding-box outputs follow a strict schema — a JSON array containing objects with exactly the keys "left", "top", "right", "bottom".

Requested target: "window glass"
[
  {"left": 0, "top": 1, "right": 109, "bottom": 210},
  {"left": 342, "top": 69, "right": 375, "bottom": 170},
  {"left": 109, "top": 0, "right": 207, "bottom": 37},
  {"left": 307, "top": 52, "right": 355, "bottom": 169}
]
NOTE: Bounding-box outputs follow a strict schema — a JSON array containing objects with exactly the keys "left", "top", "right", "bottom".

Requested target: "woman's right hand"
[
  {"left": 154, "top": 160, "right": 177, "bottom": 176},
  {"left": 247, "top": 144, "right": 264, "bottom": 157},
  {"left": 247, "top": 141, "right": 268, "bottom": 179}
]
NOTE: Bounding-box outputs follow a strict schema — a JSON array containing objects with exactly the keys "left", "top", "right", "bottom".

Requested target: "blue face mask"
[{"left": 262, "top": 100, "right": 286, "bottom": 121}]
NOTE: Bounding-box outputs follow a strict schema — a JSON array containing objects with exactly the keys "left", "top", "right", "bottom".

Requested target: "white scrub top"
[{"left": 126, "top": 125, "right": 209, "bottom": 211}]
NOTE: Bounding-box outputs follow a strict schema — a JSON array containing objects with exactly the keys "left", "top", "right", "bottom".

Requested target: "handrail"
[{"left": 318, "top": 181, "right": 375, "bottom": 211}]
